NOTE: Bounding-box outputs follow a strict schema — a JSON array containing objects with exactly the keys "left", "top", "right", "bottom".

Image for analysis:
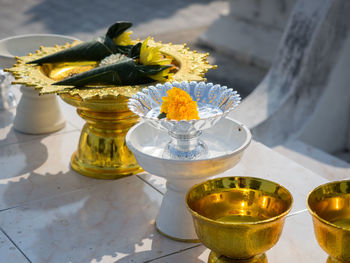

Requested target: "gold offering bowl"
[
  {"left": 186, "top": 177, "right": 293, "bottom": 263},
  {"left": 307, "top": 180, "right": 350, "bottom": 263},
  {"left": 7, "top": 40, "right": 214, "bottom": 179}
]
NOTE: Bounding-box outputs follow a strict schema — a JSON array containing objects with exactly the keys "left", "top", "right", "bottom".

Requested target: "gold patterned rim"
[
  {"left": 6, "top": 38, "right": 216, "bottom": 100},
  {"left": 307, "top": 180, "right": 350, "bottom": 231}
]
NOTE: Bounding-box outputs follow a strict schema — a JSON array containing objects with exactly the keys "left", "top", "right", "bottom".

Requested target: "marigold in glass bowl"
[
  {"left": 128, "top": 81, "right": 241, "bottom": 159},
  {"left": 160, "top": 87, "right": 200, "bottom": 121}
]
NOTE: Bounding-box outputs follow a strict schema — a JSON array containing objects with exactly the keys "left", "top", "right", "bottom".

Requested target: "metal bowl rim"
[
  {"left": 186, "top": 176, "right": 294, "bottom": 226},
  {"left": 126, "top": 117, "right": 252, "bottom": 164},
  {"left": 307, "top": 179, "right": 350, "bottom": 231},
  {"left": 0, "top": 33, "right": 79, "bottom": 59}
]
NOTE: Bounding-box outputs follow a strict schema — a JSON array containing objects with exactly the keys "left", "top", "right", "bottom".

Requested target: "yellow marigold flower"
[
  {"left": 113, "top": 31, "right": 134, "bottom": 46},
  {"left": 161, "top": 87, "right": 199, "bottom": 121},
  {"left": 140, "top": 37, "right": 173, "bottom": 82}
]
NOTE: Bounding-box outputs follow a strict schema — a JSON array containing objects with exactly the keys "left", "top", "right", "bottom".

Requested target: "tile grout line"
[
  {"left": 0, "top": 204, "right": 22, "bottom": 213},
  {"left": 144, "top": 244, "right": 202, "bottom": 262},
  {"left": 0, "top": 227, "right": 32, "bottom": 263},
  {"left": 290, "top": 209, "right": 308, "bottom": 215},
  {"left": 136, "top": 174, "right": 165, "bottom": 196},
  {"left": 66, "top": 120, "right": 83, "bottom": 131},
  {"left": 0, "top": 183, "right": 95, "bottom": 214}
]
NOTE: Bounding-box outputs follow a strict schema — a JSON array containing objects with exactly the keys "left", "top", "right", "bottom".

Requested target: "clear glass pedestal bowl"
[{"left": 128, "top": 81, "right": 241, "bottom": 160}]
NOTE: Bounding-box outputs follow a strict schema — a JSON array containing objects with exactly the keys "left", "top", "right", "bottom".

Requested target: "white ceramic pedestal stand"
[
  {"left": 126, "top": 117, "right": 252, "bottom": 242},
  {"left": 0, "top": 34, "right": 78, "bottom": 134},
  {"left": 13, "top": 86, "right": 65, "bottom": 134},
  {"left": 157, "top": 178, "right": 205, "bottom": 241}
]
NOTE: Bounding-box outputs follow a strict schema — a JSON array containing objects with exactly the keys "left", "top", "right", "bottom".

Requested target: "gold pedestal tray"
[
  {"left": 6, "top": 39, "right": 214, "bottom": 179},
  {"left": 60, "top": 94, "right": 142, "bottom": 179}
]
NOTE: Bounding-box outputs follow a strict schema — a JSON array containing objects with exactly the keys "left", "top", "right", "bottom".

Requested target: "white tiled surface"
[
  {"left": 0, "top": 176, "right": 197, "bottom": 263},
  {"left": 0, "top": 85, "right": 348, "bottom": 262},
  {"left": 220, "top": 140, "right": 330, "bottom": 214},
  {"left": 0, "top": 230, "right": 29, "bottom": 263},
  {"left": 274, "top": 139, "right": 350, "bottom": 181},
  {"left": 266, "top": 211, "right": 328, "bottom": 262},
  {"left": 0, "top": 131, "right": 109, "bottom": 210}
]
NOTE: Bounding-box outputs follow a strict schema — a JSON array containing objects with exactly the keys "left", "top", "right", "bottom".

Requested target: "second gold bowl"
[
  {"left": 307, "top": 180, "right": 350, "bottom": 263},
  {"left": 186, "top": 177, "right": 293, "bottom": 263}
]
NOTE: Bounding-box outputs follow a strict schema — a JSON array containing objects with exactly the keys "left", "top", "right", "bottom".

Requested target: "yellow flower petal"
[
  {"left": 160, "top": 87, "right": 199, "bottom": 121},
  {"left": 113, "top": 31, "right": 134, "bottom": 46},
  {"left": 149, "top": 68, "right": 174, "bottom": 82},
  {"left": 139, "top": 37, "right": 173, "bottom": 82},
  {"left": 140, "top": 37, "right": 172, "bottom": 66}
]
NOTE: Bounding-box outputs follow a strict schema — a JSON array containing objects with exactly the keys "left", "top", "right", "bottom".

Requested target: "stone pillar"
[
  {"left": 297, "top": 33, "right": 350, "bottom": 154},
  {"left": 229, "top": 0, "right": 350, "bottom": 151},
  {"left": 200, "top": 0, "right": 295, "bottom": 69}
]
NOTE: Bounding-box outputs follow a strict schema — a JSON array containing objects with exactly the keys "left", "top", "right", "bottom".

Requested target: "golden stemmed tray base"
[
  {"left": 327, "top": 257, "right": 347, "bottom": 263},
  {"left": 208, "top": 252, "right": 267, "bottom": 263},
  {"left": 60, "top": 93, "right": 142, "bottom": 179},
  {"left": 6, "top": 39, "right": 215, "bottom": 179}
]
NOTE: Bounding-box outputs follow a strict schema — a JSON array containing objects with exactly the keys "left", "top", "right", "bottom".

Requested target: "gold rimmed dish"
[{"left": 186, "top": 176, "right": 293, "bottom": 263}]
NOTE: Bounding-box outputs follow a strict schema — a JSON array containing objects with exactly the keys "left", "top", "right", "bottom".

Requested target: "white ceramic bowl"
[{"left": 0, "top": 34, "right": 78, "bottom": 68}]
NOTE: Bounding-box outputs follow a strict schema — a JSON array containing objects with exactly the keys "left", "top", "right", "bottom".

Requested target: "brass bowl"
[
  {"left": 186, "top": 177, "right": 293, "bottom": 263},
  {"left": 307, "top": 180, "right": 350, "bottom": 263}
]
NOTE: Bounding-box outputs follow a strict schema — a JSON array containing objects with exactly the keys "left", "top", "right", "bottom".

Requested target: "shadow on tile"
[
  {"left": 0, "top": 109, "right": 14, "bottom": 129},
  {"left": 0, "top": 150, "right": 104, "bottom": 211},
  {"left": 0, "top": 133, "right": 49, "bottom": 180}
]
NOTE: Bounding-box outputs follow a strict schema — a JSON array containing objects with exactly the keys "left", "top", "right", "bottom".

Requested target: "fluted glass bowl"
[{"left": 128, "top": 81, "right": 241, "bottom": 159}]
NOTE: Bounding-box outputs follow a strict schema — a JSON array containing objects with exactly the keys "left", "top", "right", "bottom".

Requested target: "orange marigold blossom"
[{"left": 160, "top": 87, "right": 199, "bottom": 121}]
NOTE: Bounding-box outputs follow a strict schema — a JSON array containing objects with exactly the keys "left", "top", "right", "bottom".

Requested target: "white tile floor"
[
  {"left": 0, "top": 84, "right": 349, "bottom": 263},
  {"left": 0, "top": 230, "right": 29, "bottom": 263}
]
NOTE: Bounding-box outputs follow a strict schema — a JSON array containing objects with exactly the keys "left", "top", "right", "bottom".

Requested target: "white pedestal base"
[
  {"left": 155, "top": 179, "right": 204, "bottom": 242},
  {"left": 14, "top": 86, "right": 65, "bottom": 134}
]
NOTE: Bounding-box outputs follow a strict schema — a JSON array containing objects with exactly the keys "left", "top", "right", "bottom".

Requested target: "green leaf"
[
  {"left": 106, "top": 21, "right": 132, "bottom": 39},
  {"left": 27, "top": 40, "right": 112, "bottom": 64},
  {"left": 27, "top": 21, "right": 133, "bottom": 64},
  {"left": 53, "top": 57, "right": 169, "bottom": 86},
  {"left": 136, "top": 64, "right": 171, "bottom": 75},
  {"left": 127, "top": 43, "right": 142, "bottom": 59},
  {"left": 157, "top": 112, "right": 167, "bottom": 119}
]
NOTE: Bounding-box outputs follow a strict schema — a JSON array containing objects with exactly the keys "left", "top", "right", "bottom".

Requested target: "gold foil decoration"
[{"left": 7, "top": 38, "right": 215, "bottom": 100}]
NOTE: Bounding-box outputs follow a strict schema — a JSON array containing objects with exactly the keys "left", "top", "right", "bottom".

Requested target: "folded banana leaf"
[
  {"left": 53, "top": 57, "right": 170, "bottom": 86},
  {"left": 28, "top": 22, "right": 133, "bottom": 64}
]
